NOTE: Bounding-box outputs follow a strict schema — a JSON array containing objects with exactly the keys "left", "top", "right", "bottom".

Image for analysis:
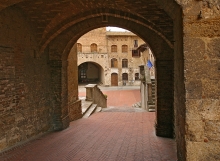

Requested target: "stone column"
[
  {"left": 67, "top": 44, "right": 82, "bottom": 121},
  {"left": 140, "top": 82, "right": 147, "bottom": 110},
  {"left": 50, "top": 60, "right": 70, "bottom": 130},
  {"left": 155, "top": 59, "right": 174, "bottom": 138}
]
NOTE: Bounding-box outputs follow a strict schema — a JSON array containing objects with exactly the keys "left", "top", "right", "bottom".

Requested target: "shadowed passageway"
[
  {"left": 0, "top": 89, "right": 177, "bottom": 161},
  {"left": 0, "top": 112, "right": 176, "bottom": 161}
]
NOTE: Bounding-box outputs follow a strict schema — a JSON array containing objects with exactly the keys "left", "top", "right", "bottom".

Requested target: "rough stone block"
[
  {"left": 186, "top": 120, "right": 205, "bottom": 142},
  {"left": 202, "top": 79, "right": 219, "bottom": 99},
  {"left": 186, "top": 141, "right": 220, "bottom": 161},
  {"left": 207, "top": 38, "right": 220, "bottom": 59},
  {"left": 198, "top": 99, "right": 220, "bottom": 121},
  {"left": 205, "top": 120, "right": 220, "bottom": 141},
  {"left": 184, "top": 38, "right": 205, "bottom": 60},
  {"left": 186, "top": 141, "right": 204, "bottom": 161},
  {"left": 185, "top": 80, "right": 202, "bottom": 99},
  {"left": 185, "top": 99, "right": 202, "bottom": 121},
  {"left": 185, "top": 59, "right": 213, "bottom": 80}
]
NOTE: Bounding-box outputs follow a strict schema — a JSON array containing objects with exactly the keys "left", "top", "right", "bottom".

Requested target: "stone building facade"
[
  {"left": 0, "top": 1, "right": 219, "bottom": 160},
  {"left": 76, "top": 27, "right": 149, "bottom": 86}
]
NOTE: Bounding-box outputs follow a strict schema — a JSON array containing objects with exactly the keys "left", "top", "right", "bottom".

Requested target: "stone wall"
[
  {"left": 176, "top": 0, "right": 220, "bottom": 160},
  {"left": 183, "top": 10, "right": 220, "bottom": 161},
  {"left": 0, "top": 7, "right": 53, "bottom": 152}
]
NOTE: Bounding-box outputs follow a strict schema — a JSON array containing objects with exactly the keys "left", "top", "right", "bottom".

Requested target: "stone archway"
[
  {"left": 46, "top": 8, "right": 184, "bottom": 154},
  {"left": 0, "top": 0, "right": 181, "bottom": 155},
  {"left": 49, "top": 14, "right": 177, "bottom": 139},
  {"left": 78, "top": 62, "right": 104, "bottom": 85},
  {"left": 55, "top": 12, "right": 180, "bottom": 140},
  {"left": 2, "top": 1, "right": 219, "bottom": 160}
]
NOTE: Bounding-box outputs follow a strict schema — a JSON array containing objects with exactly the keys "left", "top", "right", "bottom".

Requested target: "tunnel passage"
[{"left": 0, "top": 1, "right": 187, "bottom": 160}]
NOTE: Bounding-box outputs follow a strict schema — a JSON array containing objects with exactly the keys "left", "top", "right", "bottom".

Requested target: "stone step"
[
  {"left": 81, "top": 100, "right": 93, "bottom": 114},
  {"left": 137, "top": 102, "right": 141, "bottom": 107},
  {"left": 148, "top": 102, "right": 155, "bottom": 105},
  {"left": 151, "top": 79, "right": 155, "bottom": 81},
  {"left": 148, "top": 105, "right": 155, "bottom": 108},
  {"left": 148, "top": 108, "right": 156, "bottom": 112},
  {"left": 83, "top": 104, "right": 98, "bottom": 118},
  {"left": 132, "top": 102, "right": 141, "bottom": 108},
  {"left": 95, "top": 107, "right": 102, "bottom": 113},
  {"left": 148, "top": 105, "right": 155, "bottom": 112}
]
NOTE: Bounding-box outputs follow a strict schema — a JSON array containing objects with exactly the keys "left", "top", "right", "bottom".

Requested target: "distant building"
[{"left": 76, "top": 27, "right": 155, "bottom": 86}]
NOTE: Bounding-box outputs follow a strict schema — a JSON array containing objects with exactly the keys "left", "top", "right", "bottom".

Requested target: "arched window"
[
  {"left": 77, "top": 43, "right": 82, "bottom": 52},
  {"left": 122, "top": 45, "right": 128, "bottom": 53},
  {"left": 90, "top": 43, "right": 97, "bottom": 52},
  {"left": 122, "top": 59, "right": 128, "bottom": 68},
  {"left": 111, "top": 45, "right": 117, "bottom": 52},
  {"left": 122, "top": 73, "right": 128, "bottom": 81},
  {"left": 111, "top": 58, "right": 118, "bottom": 68},
  {"left": 135, "top": 73, "right": 139, "bottom": 80}
]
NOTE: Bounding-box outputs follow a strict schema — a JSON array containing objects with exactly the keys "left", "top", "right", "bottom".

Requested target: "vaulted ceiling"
[{"left": 1, "top": 0, "right": 176, "bottom": 49}]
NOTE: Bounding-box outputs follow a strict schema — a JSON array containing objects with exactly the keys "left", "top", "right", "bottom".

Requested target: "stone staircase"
[
  {"left": 132, "top": 101, "right": 141, "bottom": 108},
  {"left": 79, "top": 84, "right": 107, "bottom": 118},
  {"left": 80, "top": 97, "right": 102, "bottom": 118},
  {"left": 148, "top": 79, "right": 156, "bottom": 112}
]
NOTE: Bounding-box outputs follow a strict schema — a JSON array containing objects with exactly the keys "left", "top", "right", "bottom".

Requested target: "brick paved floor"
[
  {"left": 0, "top": 88, "right": 177, "bottom": 161},
  {"left": 0, "top": 112, "right": 177, "bottom": 161}
]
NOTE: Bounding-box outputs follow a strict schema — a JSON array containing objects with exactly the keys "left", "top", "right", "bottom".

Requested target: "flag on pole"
[{"left": 147, "top": 60, "right": 153, "bottom": 69}]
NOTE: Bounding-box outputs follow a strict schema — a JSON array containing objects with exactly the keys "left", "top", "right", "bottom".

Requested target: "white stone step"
[
  {"left": 81, "top": 100, "right": 93, "bottom": 114},
  {"left": 148, "top": 109, "right": 155, "bottom": 112},
  {"left": 148, "top": 105, "right": 155, "bottom": 112},
  {"left": 83, "top": 104, "right": 97, "bottom": 118},
  {"left": 132, "top": 102, "right": 141, "bottom": 108},
  {"left": 95, "top": 107, "right": 102, "bottom": 113}
]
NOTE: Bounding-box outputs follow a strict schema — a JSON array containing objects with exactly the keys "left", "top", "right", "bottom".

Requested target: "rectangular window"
[
  {"left": 135, "top": 73, "right": 139, "bottom": 80},
  {"left": 134, "top": 40, "right": 138, "bottom": 48},
  {"left": 122, "top": 59, "right": 128, "bottom": 68},
  {"left": 111, "top": 45, "right": 117, "bottom": 52},
  {"left": 122, "top": 73, "right": 128, "bottom": 81},
  {"left": 122, "top": 45, "right": 128, "bottom": 53},
  {"left": 132, "top": 49, "right": 140, "bottom": 57}
]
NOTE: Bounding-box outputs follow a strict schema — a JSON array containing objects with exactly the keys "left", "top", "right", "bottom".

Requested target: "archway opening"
[
  {"left": 74, "top": 27, "right": 152, "bottom": 107},
  {"left": 0, "top": 1, "right": 184, "bottom": 159},
  {"left": 78, "top": 62, "right": 104, "bottom": 85}
]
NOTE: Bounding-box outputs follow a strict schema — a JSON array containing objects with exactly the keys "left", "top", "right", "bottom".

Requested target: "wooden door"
[{"left": 111, "top": 73, "right": 118, "bottom": 86}]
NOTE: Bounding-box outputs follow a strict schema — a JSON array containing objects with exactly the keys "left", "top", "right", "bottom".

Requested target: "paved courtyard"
[{"left": 0, "top": 86, "right": 177, "bottom": 161}]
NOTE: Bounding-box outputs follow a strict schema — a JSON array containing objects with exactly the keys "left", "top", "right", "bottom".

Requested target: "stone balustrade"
[{"left": 85, "top": 84, "right": 107, "bottom": 108}]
